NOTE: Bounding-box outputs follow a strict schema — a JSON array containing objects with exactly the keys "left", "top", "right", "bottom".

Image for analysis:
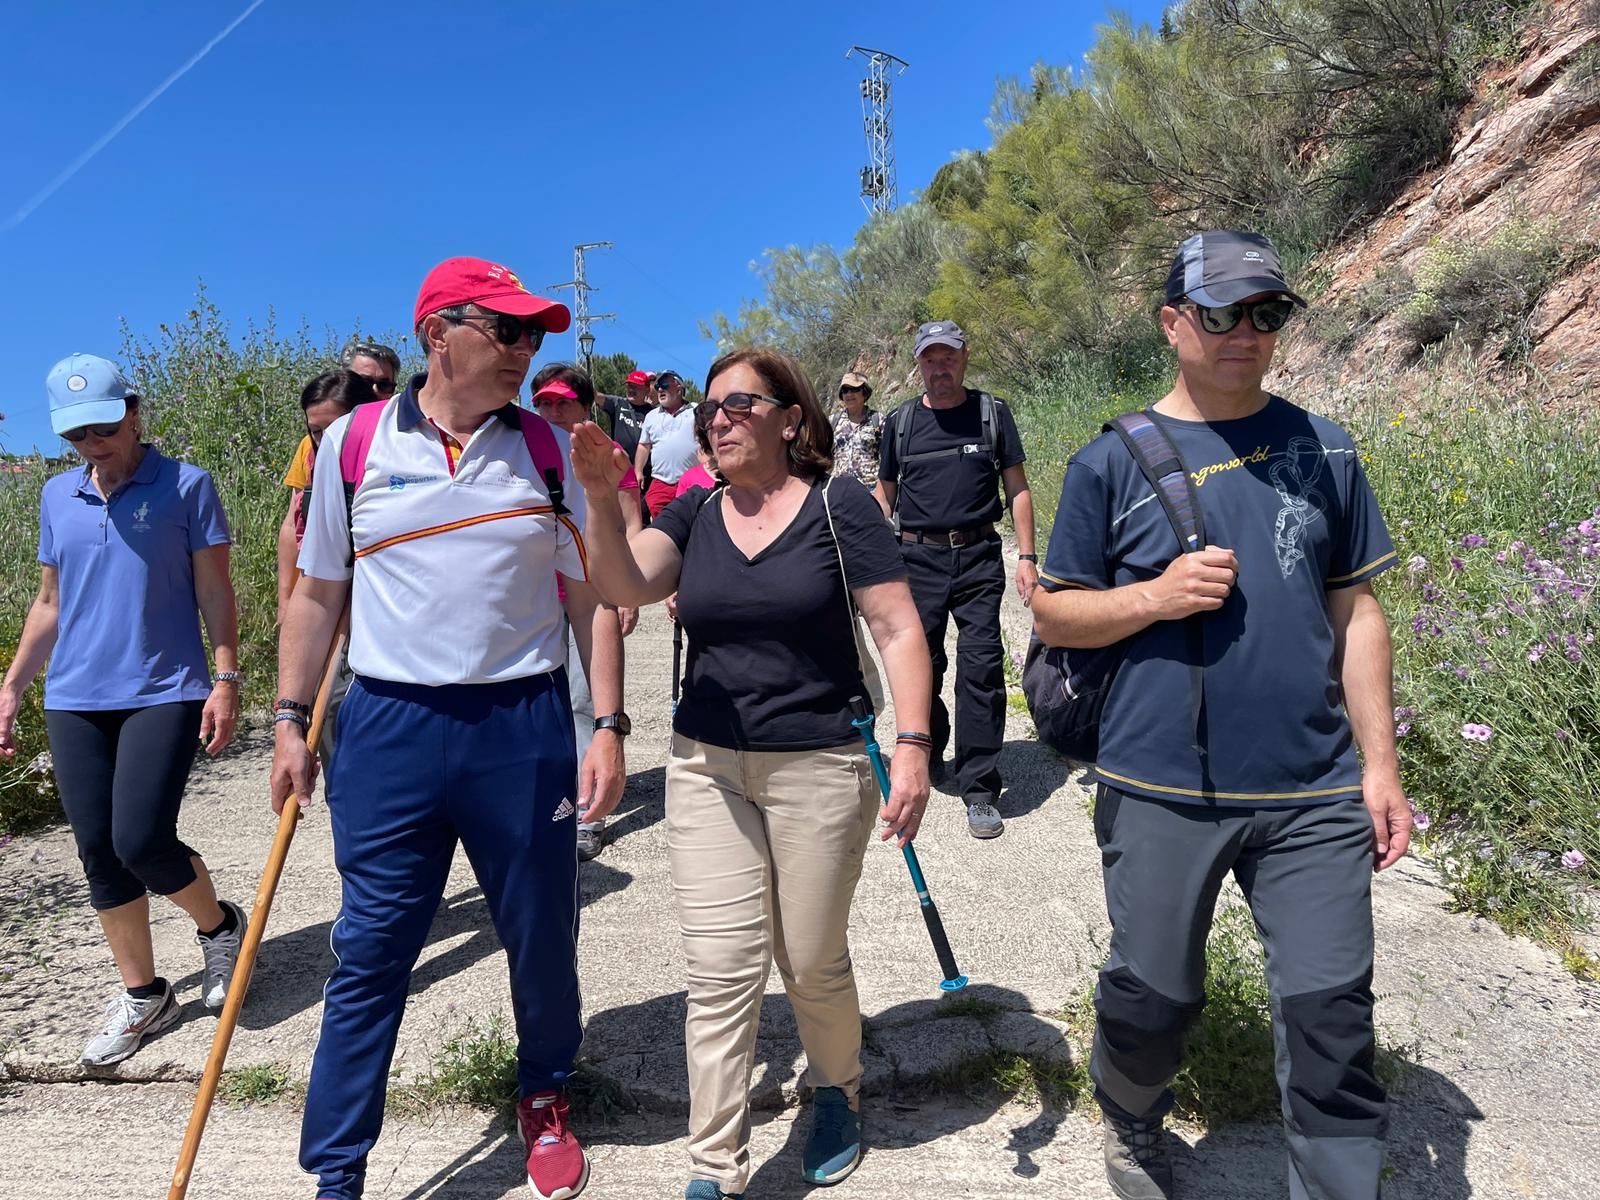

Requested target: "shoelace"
[
  {"left": 520, "top": 1098, "right": 567, "bottom": 1148},
  {"left": 98, "top": 991, "right": 143, "bottom": 1036},
  {"left": 812, "top": 1095, "right": 853, "bottom": 1141},
  {"left": 1112, "top": 1118, "right": 1164, "bottom": 1166},
  {"left": 198, "top": 925, "right": 240, "bottom": 982}
]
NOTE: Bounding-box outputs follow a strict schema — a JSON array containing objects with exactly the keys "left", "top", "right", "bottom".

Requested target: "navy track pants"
[{"left": 299, "top": 672, "right": 581, "bottom": 1200}]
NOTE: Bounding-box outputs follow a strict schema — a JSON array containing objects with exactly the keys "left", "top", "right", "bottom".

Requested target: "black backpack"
[
  {"left": 1023, "top": 410, "right": 1207, "bottom": 762},
  {"left": 885, "top": 391, "right": 1002, "bottom": 532}
]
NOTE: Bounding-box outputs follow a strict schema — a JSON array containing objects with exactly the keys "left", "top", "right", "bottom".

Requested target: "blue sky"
[{"left": 1, "top": 0, "right": 1165, "bottom": 453}]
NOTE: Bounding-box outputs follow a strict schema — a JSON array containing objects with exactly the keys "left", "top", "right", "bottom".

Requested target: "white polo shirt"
[{"left": 298, "top": 379, "right": 588, "bottom": 686}]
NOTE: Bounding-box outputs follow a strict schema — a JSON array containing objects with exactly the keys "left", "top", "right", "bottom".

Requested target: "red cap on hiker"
[
  {"left": 414, "top": 257, "right": 572, "bottom": 333},
  {"left": 626, "top": 369, "right": 650, "bottom": 386}
]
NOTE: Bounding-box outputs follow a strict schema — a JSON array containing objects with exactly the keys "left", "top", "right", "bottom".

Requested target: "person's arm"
[
  {"left": 571, "top": 422, "right": 683, "bottom": 607},
  {"left": 1032, "top": 547, "right": 1239, "bottom": 648},
  {"left": 857, "top": 579, "right": 933, "bottom": 846},
  {"left": 0, "top": 569, "right": 62, "bottom": 759},
  {"left": 634, "top": 435, "right": 653, "bottom": 484},
  {"left": 1329, "top": 582, "right": 1410, "bottom": 871},
  {"left": 873, "top": 478, "right": 895, "bottom": 522},
  {"left": 563, "top": 576, "right": 626, "bottom": 822},
  {"left": 1001, "top": 463, "right": 1038, "bottom": 606},
  {"left": 193, "top": 545, "right": 240, "bottom": 756},
  {"left": 617, "top": 486, "right": 644, "bottom": 637},
  {"left": 271, "top": 574, "right": 349, "bottom": 813},
  {"left": 276, "top": 495, "right": 301, "bottom": 625}
]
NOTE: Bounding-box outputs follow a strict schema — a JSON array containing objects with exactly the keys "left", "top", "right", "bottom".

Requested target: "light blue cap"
[{"left": 47, "top": 353, "right": 132, "bottom": 436}]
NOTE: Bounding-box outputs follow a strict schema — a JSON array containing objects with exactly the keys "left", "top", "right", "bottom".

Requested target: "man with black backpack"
[
  {"left": 1031, "top": 230, "right": 1410, "bottom": 1200},
  {"left": 876, "top": 320, "right": 1038, "bottom": 839}
]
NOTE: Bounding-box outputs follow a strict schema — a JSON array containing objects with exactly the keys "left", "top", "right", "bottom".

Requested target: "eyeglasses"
[
  {"left": 355, "top": 374, "right": 398, "bottom": 397},
  {"left": 1180, "top": 296, "right": 1296, "bottom": 335},
  {"left": 655, "top": 379, "right": 677, "bottom": 392},
  {"left": 445, "top": 311, "right": 547, "bottom": 351},
  {"left": 62, "top": 420, "right": 124, "bottom": 443},
  {"left": 694, "top": 392, "right": 788, "bottom": 428}
]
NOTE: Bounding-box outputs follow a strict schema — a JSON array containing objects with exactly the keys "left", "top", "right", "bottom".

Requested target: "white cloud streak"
[{"left": 3, "top": 0, "right": 268, "bottom": 233}]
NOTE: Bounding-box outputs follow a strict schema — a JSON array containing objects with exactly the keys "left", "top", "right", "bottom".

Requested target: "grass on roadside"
[{"left": 218, "top": 1063, "right": 295, "bottom": 1107}]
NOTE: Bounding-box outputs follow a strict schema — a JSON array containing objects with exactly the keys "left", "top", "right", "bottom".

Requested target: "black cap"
[{"left": 1164, "top": 230, "right": 1306, "bottom": 308}]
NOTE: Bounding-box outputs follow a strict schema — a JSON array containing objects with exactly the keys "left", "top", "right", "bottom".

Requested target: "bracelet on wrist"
[
  {"left": 213, "top": 670, "right": 245, "bottom": 685},
  {"left": 275, "top": 698, "right": 312, "bottom": 717},
  {"left": 274, "top": 711, "right": 309, "bottom": 732},
  {"left": 1018, "top": 553, "right": 1038, "bottom": 563},
  {"left": 896, "top": 732, "right": 934, "bottom": 746}
]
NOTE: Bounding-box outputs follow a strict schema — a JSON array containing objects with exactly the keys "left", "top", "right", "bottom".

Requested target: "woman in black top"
[{"left": 572, "top": 348, "right": 931, "bottom": 1200}]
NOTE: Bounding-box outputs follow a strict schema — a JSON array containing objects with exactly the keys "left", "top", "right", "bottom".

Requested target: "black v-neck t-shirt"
[{"left": 652, "top": 476, "right": 906, "bottom": 751}]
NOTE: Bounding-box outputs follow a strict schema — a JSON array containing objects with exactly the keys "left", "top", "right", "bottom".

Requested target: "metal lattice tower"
[
  {"left": 846, "top": 46, "right": 908, "bottom": 215},
  {"left": 550, "top": 242, "right": 615, "bottom": 370}
]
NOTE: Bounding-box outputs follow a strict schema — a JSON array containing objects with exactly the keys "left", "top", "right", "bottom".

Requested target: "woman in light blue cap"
[{"left": 0, "top": 353, "right": 246, "bottom": 1066}]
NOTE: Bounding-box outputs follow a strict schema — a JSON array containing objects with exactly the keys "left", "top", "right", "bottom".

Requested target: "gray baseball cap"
[
  {"left": 1164, "top": 230, "right": 1306, "bottom": 308},
  {"left": 914, "top": 320, "right": 967, "bottom": 357}
]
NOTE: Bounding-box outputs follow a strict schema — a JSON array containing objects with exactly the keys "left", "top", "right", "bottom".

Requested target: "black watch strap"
[
  {"left": 593, "top": 713, "right": 632, "bottom": 736},
  {"left": 1018, "top": 553, "right": 1038, "bottom": 562}
]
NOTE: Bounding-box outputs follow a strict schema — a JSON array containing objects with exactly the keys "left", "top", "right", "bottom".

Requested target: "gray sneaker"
[
  {"left": 198, "top": 899, "right": 248, "bottom": 1010},
  {"left": 81, "top": 985, "right": 181, "bottom": 1066},
  {"left": 576, "top": 818, "right": 606, "bottom": 862},
  {"left": 1103, "top": 1113, "right": 1174, "bottom": 1199},
  {"left": 966, "top": 800, "right": 1005, "bottom": 839}
]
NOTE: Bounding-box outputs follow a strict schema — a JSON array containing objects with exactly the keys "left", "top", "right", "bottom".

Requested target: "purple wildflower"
[
  {"left": 1455, "top": 665, "right": 1470, "bottom": 679},
  {"left": 1562, "top": 849, "right": 1586, "bottom": 871},
  {"left": 1528, "top": 644, "right": 1546, "bottom": 663},
  {"left": 1407, "top": 555, "right": 1428, "bottom": 574},
  {"left": 1461, "top": 533, "right": 1486, "bottom": 548},
  {"left": 1555, "top": 729, "right": 1570, "bottom": 742},
  {"left": 1422, "top": 582, "right": 1441, "bottom": 601},
  {"left": 1413, "top": 811, "right": 1431, "bottom": 832},
  {"left": 1449, "top": 557, "right": 1465, "bottom": 573},
  {"left": 1568, "top": 647, "right": 1583, "bottom": 662},
  {"left": 1395, "top": 722, "right": 1412, "bottom": 737},
  {"left": 1460, "top": 723, "right": 1494, "bottom": 742},
  {"left": 1394, "top": 706, "right": 1415, "bottom": 721}
]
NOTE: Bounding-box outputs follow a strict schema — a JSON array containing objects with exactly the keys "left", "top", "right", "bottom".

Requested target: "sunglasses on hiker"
[
  {"left": 694, "top": 393, "right": 789, "bottom": 428},
  {"left": 356, "top": 374, "right": 398, "bottom": 397},
  {"left": 444, "top": 310, "right": 547, "bottom": 351},
  {"left": 62, "top": 419, "right": 125, "bottom": 443},
  {"left": 1179, "top": 296, "right": 1296, "bottom": 335}
]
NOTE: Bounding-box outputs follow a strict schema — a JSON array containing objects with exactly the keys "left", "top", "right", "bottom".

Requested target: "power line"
[{"left": 845, "top": 46, "right": 908, "bottom": 216}]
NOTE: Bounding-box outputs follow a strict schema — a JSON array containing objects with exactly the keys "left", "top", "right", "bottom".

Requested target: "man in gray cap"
[
  {"left": 1032, "top": 229, "right": 1407, "bottom": 1199},
  {"left": 876, "top": 321, "right": 1037, "bottom": 839}
]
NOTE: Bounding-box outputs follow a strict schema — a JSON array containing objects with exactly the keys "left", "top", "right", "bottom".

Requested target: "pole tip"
[{"left": 939, "top": 976, "right": 970, "bottom": 993}]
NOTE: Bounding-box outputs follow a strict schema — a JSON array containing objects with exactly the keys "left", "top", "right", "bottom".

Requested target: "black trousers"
[
  {"left": 1091, "top": 786, "right": 1386, "bottom": 1199},
  {"left": 900, "top": 537, "right": 1006, "bottom": 802},
  {"left": 45, "top": 701, "right": 205, "bottom": 910}
]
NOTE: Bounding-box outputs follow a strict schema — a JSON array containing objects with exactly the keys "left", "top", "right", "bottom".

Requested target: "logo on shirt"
[
  {"left": 131, "top": 501, "right": 151, "bottom": 532},
  {"left": 551, "top": 797, "right": 575, "bottom": 822},
  {"left": 388, "top": 473, "right": 442, "bottom": 491}
]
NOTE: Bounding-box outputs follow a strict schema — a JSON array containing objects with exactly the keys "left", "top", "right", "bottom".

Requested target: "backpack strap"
[
  {"left": 1104, "top": 409, "right": 1209, "bottom": 756},
  {"left": 338, "top": 398, "right": 388, "bottom": 488},
  {"left": 979, "top": 391, "right": 999, "bottom": 469},
  {"left": 518, "top": 408, "right": 569, "bottom": 517}
]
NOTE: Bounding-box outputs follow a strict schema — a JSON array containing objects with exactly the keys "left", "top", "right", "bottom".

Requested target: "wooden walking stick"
[{"left": 168, "top": 614, "right": 349, "bottom": 1199}]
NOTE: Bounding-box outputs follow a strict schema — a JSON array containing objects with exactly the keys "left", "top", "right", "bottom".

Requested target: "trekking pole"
[
  {"left": 671, "top": 618, "right": 684, "bottom": 715},
  {"left": 168, "top": 611, "right": 350, "bottom": 1200},
  {"left": 849, "top": 696, "right": 968, "bottom": 993}
]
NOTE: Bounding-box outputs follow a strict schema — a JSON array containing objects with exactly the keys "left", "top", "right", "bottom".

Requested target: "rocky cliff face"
[{"left": 1277, "top": 1, "right": 1600, "bottom": 397}]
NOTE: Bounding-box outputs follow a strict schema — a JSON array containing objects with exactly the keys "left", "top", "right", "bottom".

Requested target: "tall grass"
[
  {"left": 1014, "top": 342, "right": 1599, "bottom": 954},
  {"left": 0, "top": 286, "right": 410, "bottom": 830}
]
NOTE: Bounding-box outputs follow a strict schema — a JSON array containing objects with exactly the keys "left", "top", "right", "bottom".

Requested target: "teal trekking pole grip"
[{"left": 850, "top": 696, "right": 968, "bottom": 992}]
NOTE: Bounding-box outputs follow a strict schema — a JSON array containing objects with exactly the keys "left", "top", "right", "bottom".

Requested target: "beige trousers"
[{"left": 667, "top": 733, "right": 879, "bottom": 1192}]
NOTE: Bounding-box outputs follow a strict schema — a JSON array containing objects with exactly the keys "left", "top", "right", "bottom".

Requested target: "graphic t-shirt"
[
  {"left": 1040, "top": 396, "right": 1396, "bottom": 806},
  {"left": 640, "top": 405, "right": 699, "bottom": 484},
  {"left": 652, "top": 476, "right": 904, "bottom": 751},
  {"left": 878, "top": 389, "right": 1025, "bottom": 531}
]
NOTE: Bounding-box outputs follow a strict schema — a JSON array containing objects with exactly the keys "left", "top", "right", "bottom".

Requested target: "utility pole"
[
  {"left": 550, "top": 241, "right": 615, "bottom": 375},
  {"left": 845, "top": 46, "right": 908, "bottom": 216}
]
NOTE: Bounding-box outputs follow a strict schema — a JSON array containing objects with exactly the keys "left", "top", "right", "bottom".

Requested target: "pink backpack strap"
[
  {"left": 519, "top": 409, "right": 569, "bottom": 515},
  {"left": 338, "top": 399, "right": 388, "bottom": 487}
]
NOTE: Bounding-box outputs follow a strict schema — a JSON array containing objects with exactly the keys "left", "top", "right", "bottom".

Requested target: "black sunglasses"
[
  {"left": 356, "top": 374, "right": 397, "bottom": 397},
  {"left": 1181, "top": 296, "right": 1296, "bottom": 335},
  {"left": 63, "top": 420, "right": 124, "bottom": 443},
  {"left": 446, "top": 311, "right": 547, "bottom": 351},
  {"left": 695, "top": 392, "right": 788, "bottom": 427}
]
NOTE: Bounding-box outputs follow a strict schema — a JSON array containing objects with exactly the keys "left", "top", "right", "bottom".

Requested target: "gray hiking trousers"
[{"left": 1090, "top": 786, "right": 1387, "bottom": 1200}]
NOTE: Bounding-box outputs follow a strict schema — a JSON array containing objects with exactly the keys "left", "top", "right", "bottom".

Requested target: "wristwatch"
[
  {"left": 1018, "top": 554, "right": 1038, "bottom": 563},
  {"left": 593, "top": 713, "right": 632, "bottom": 737}
]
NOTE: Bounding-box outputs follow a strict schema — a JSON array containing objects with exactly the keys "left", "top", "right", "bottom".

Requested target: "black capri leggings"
[{"left": 45, "top": 701, "right": 206, "bottom": 910}]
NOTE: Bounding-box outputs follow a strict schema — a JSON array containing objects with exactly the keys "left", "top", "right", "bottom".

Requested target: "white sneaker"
[
  {"left": 81, "top": 985, "right": 181, "bottom": 1066},
  {"left": 197, "top": 899, "right": 248, "bottom": 1010}
]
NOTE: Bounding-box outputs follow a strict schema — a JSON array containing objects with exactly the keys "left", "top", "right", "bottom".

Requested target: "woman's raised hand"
[{"left": 569, "top": 422, "right": 632, "bottom": 494}]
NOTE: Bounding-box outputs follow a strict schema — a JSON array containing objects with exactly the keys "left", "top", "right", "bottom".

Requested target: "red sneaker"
[{"left": 517, "top": 1091, "right": 590, "bottom": 1199}]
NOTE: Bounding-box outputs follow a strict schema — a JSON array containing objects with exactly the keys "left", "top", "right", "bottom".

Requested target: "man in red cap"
[{"left": 273, "top": 256, "right": 626, "bottom": 1200}]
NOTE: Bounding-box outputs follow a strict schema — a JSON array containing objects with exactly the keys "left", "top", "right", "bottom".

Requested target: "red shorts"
[{"left": 645, "top": 478, "right": 678, "bottom": 517}]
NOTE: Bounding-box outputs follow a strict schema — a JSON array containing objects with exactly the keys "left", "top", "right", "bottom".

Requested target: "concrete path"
[{"left": 3, "top": 563, "right": 1597, "bottom": 1198}]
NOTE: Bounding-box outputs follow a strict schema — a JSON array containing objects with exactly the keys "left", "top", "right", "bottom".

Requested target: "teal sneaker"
[
  {"left": 801, "top": 1086, "right": 862, "bottom": 1185},
  {"left": 684, "top": 1181, "right": 741, "bottom": 1199}
]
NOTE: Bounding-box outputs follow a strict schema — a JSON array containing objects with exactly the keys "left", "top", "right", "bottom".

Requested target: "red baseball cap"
[
  {"left": 625, "top": 369, "right": 650, "bottom": 386},
  {"left": 414, "top": 256, "right": 572, "bottom": 333}
]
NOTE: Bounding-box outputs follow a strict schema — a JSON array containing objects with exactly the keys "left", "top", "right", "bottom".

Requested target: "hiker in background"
[
  {"left": 272, "top": 371, "right": 377, "bottom": 765},
  {"left": 1031, "top": 230, "right": 1407, "bottom": 1200},
  {"left": 0, "top": 353, "right": 245, "bottom": 1066},
  {"left": 571, "top": 347, "right": 933, "bottom": 1200},
  {"left": 624, "top": 368, "right": 656, "bottom": 422},
  {"left": 830, "top": 371, "right": 882, "bottom": 489},
  {"left": 531, "top": 361, "right": 641, "bottom": 862},
  {"left": 875, "top": 321, "right": 1038, "bottom": 840},
  {"left": 273, "top": 258, "right": 625, "bottom": 1200},
  {"left": 636, "top": 369, "right": 698, "bottom": 517}
]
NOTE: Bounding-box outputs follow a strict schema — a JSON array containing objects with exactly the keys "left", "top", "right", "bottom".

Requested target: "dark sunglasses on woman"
[
  {"left": 1180, "top": 295, "right": 1296, "bottom": 335},
  {"left": 694, "top": 392, "right": 790, "bottom": 428},
  {"left": 63, "top": 420, "right": 124, "bottom": 443},
  {"left": 445, "top": 311, "right": 547, "bottom": 351}
]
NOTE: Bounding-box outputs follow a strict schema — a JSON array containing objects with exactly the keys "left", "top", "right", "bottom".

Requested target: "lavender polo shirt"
[{"left": 37, "top": 447, "right": 232, "bottom": 711}]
